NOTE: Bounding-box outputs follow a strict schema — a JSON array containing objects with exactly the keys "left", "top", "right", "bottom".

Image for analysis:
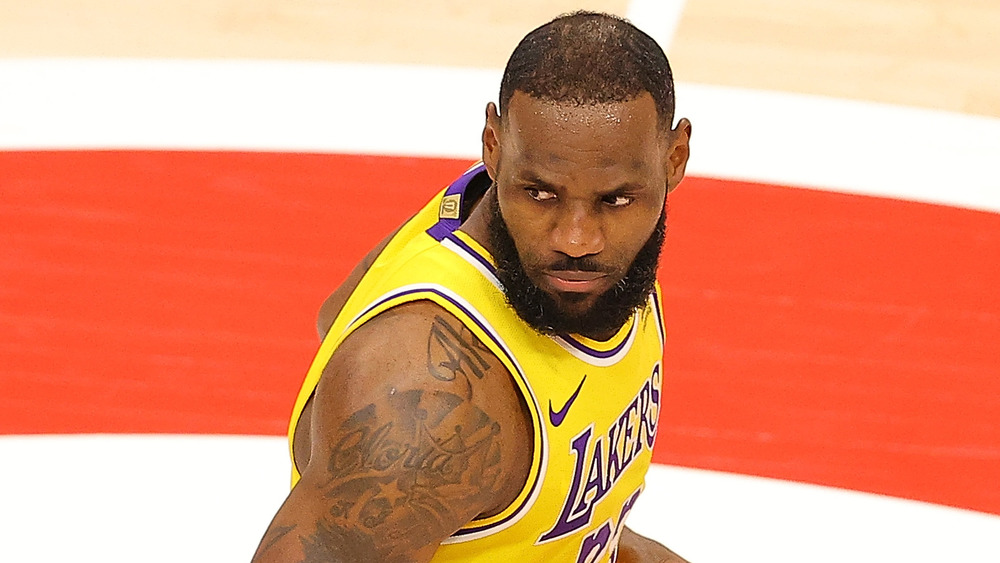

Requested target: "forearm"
[{"left": 616, "top": 526, "right": 691, "bottom": 563}]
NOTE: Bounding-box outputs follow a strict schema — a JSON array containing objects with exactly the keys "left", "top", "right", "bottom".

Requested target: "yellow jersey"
[{"left": 288, "top": 163, "right": 665, "bottom": 562}]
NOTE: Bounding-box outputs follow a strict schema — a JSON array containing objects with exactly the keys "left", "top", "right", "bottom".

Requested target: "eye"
[
  {"left": 602, "top": 194, "right": 633, "bottom": 207},
  {"left": 526, "top": 187, "right": 557, "bottom": 202}
]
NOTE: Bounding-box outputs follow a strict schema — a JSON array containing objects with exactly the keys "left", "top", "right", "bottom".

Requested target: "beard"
[{"left": 487, "top": 191, "right": 665, "bottom": 338}]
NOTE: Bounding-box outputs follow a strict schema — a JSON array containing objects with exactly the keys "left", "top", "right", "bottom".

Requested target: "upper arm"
[{"left": 255, "top": 301, "right": 532, "bottom": 563}]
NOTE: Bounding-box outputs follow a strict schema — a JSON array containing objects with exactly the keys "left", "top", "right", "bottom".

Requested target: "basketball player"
[{"left": 253, "top": 11, "right": 692, "bottom": 563}]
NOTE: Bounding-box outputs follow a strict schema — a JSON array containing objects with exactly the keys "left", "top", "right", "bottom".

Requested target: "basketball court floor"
[{"left": 2, "top": 1, "right": 999, "bottom": 561}]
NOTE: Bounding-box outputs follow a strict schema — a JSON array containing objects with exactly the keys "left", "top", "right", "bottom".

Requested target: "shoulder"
[
  {"left": 315, "top": 300, "right": 527, "bottom": 440},
  {"left": 256, "top": 301, "right": 533, "bottom": 562},
  {"left": 309, "top": 299, "right": 533, "bottom": 515}
]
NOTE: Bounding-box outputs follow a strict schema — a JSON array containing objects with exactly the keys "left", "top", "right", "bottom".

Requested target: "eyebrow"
[
  {"left": 516, "top": 170, "right": 650, "bottom": 194},
  {"left": 515, "top": 171, "right": 561, "bottom": 191},
  {"left": 604, "top": 182, "right": 648, "bottom": 194}
]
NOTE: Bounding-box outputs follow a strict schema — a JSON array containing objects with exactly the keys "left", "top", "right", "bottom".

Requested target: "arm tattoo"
[
  {"left": 426, "top": 315, "right": 493, "bottom": 387},
  {"left": 301, "top": 389, "right": 503, "bottom": 562}
]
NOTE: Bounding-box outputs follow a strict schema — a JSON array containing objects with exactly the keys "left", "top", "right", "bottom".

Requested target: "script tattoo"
[
  {"left": 426, "top": 315, "right": 492, "bottom": 389},
  {"left": 301, "top": 389, "right": 503, "bottom": 562}
]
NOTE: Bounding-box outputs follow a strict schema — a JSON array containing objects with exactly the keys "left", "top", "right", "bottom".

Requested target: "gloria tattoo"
[{"left": 302, "top": 389, "right": 503, "bottom": 562}]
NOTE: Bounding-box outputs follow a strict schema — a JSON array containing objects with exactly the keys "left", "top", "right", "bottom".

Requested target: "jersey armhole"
[{"left": 289, "top": 284, "right": 548, "bottom": 532}]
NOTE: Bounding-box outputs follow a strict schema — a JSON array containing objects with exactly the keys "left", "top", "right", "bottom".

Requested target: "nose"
[{"left": 551, "top": 202, "right": 605, "bottom": 259}]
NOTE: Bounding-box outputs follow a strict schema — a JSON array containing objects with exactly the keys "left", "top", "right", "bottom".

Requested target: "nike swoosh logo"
[{"left": 548, "top": 375, "right": 587, "bottom": 427}]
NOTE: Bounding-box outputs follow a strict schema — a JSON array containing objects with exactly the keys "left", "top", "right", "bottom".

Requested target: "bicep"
[
  {"left": 303, "top": 389, "right": 504, "bottom": 559},
  {"left": 256, "top": 302, "right": 522, "bottom": 562}
]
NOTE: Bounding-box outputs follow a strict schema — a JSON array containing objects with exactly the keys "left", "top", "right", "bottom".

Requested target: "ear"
[
  {"left": 482, "top": 102, "right": 502, "bottom": 181},
  {"left": 665, "top": 117, "right": 692, "bottom": 193}
]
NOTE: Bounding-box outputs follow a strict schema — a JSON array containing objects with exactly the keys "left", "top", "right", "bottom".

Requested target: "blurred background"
[{"left": 1, "top": 1, "right": 998, "bottom": 562}]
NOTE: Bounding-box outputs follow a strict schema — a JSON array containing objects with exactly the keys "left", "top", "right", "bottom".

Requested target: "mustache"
[{"left": 546, "top": 256, "right": 613, "bottom": 273}]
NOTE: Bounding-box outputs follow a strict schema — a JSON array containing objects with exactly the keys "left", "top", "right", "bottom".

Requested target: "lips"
[{"left": 543, "top": 270, "right": 609, "bottom": 293}]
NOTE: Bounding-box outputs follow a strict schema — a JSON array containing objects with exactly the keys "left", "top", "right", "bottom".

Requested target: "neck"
[{"left": 458, "top": 185, "right": 497, "bottom": 257}]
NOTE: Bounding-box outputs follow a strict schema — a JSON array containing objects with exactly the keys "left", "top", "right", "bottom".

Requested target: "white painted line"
[
  {"left": 1, "top": 435, "right": 997, "bottom": 563},
  {"left": 2, "top": 59, "right": 999, "bottom": 213},
  {"left": 676, "top": 83, "right": 1000, "bottom": 214},
  {"left": 0, "top": 59, "right": 497, "bottom": 158},
  {"left": 0, "top": 435, "right": 289, "bottom": 563},
  {"left": 633, "top": 464, "right": 1000, "bottom": 563}
]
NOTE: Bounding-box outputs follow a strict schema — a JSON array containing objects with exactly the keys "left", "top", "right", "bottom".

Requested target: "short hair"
[{"left": 499, "top": 11, "right": 675, "bottom": 128}]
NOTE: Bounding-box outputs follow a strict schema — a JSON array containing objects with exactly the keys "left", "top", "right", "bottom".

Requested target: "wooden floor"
[
  {"left": 3, "top": 4, "right": 999, "bottom": 559},
  {"left": 0, "top": 0, "right": 997, "bottom": 117},
  {"left": 671, "top": 0, "right": 1000, "bottom": 116}
]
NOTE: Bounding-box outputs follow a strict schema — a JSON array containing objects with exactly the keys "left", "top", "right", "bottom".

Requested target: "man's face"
[
  {"left": 487, "top": 192, "right": 665, "bottom": 338},
  {"left": 481, "top": 91, "right": 688, "bottom": 338}
]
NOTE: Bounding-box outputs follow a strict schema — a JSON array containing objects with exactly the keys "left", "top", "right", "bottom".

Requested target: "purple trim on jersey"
[
  {"left": 560, "top": 326, "right": 634, "bottom": 359},
  {"left": 445, "top": 233, "right": 497, "bottom": 275},
  {"left": 352, "top": 286, "right": 542, "bottom": 537},
  {"left": 447, "top": 230, "right": 642, "bottom": 360},
  {"left": 426, "top": 163, "right": 487, "bottom": 242},
  {"left": 651, "top": 290, "right": 665, "bottom": 345}
]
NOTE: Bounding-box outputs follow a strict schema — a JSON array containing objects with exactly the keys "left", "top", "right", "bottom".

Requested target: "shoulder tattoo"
[
  {"left": 302, "top": 389, "right": 503, "bottom": 562},
  {"left": 426, "top": 314, "right": 494, "bottom": 391}
]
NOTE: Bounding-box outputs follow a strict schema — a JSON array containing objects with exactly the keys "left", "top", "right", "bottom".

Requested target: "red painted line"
[
  {"left": 0, "top": 151, "right": 467, "bottom": 435},
  {"left": 655, "top": 178, "right": 1000, "bottom": 515},
  {"left": 2, "top": 151, "right": 998, "bottom": 515}
]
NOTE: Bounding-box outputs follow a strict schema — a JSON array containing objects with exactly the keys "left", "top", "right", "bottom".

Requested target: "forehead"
[{"left": 501, "top": 91, "right": 664, "bottom": 172}]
